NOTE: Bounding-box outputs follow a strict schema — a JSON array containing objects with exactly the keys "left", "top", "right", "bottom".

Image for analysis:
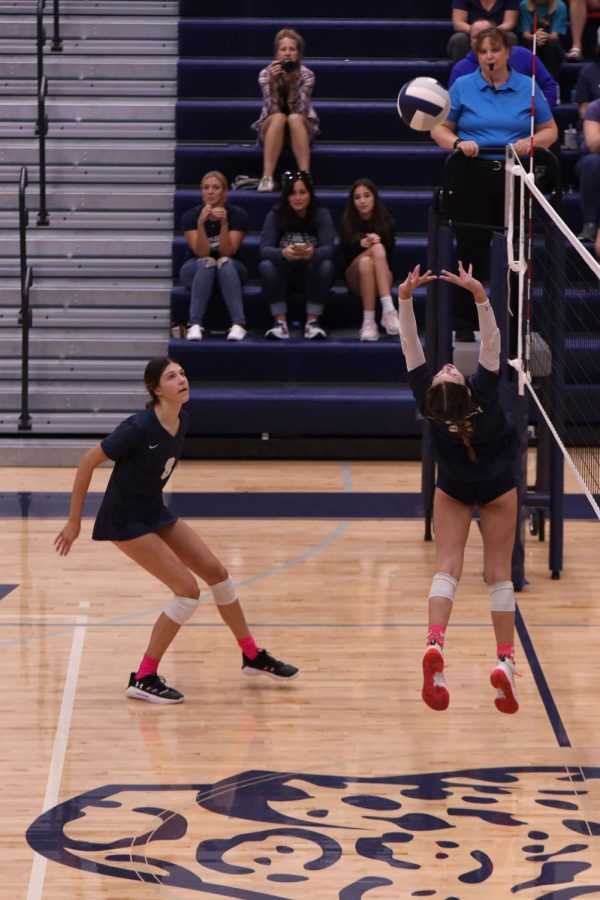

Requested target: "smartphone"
[{"left": 291, "top": 242, "right": 307, "bottom": 251}]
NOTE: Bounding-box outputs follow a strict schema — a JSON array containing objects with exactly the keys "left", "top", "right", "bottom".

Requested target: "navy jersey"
[
  {"left": 408, "top": 362, "right": 518, "bottom": 482},
  {"left": 92, "top": 407, "right": 189, "bottom": 541}
]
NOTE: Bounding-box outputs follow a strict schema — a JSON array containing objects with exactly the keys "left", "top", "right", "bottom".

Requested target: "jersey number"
[{"left": 161, "top": 457, "right": 176, "bottom": 480}]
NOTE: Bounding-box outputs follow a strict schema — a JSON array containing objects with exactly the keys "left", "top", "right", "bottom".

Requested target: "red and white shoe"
[
  {"left": 490, "top": 656, "right": 519, "bottom": 714},
  {"left": 422, "top": 642, "right": 449, "bottom": 711}
]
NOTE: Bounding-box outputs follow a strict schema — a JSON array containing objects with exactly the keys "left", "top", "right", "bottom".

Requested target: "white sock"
[
  {"left": 363, "top": 310, "right": 376, "bottom": 323},
  {"left": 380, "top": 296, "right": 394, "bottom": 313}
]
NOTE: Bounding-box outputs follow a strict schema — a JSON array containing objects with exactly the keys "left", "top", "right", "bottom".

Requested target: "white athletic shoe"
[
  {"left": 422, "top": 641, "right": 449, "bottom": 711},
  {"left": 186, "top": 324, "right": 203, "bottom": 341},
  {"left": 304, "top": 320, "right": 327, "bottom": 339},
  {"left": 227, "top": 324, "right": 247, "bottom": 341},
  {"left": 265, "top": 322, "right": 289, "bottom": 340},
  {"left": 381, "top": 309, "right": 400, "bottom": 335},
  {"left": 360, "top": 320, "right": 379, "bottom": 341},
  {"left": 490, "top": 656, "right": 519, "bottom": 714},
  {"left": 257, "top": 175, "right": 275, "bottom": 192}
]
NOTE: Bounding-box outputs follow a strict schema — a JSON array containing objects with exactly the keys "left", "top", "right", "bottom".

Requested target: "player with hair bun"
[
  {"left": 54, "top": 357, "right": 299, "bottom": 703},
  {"left": 397, "top": 263, "right": 521, "bottom": 715}
]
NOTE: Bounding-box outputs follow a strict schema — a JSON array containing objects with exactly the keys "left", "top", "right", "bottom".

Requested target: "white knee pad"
[
  {"left": 490, "top": 581, "right": 515, "bottom": 612},
  {"left": 211, "top": 575, "right": 237, "bottom": 607},
  {"left": 164, "top": 595, "right": 199, "bottom": 625},
  {"left": 428, "top": 572, "right": 458, "bottom": 602}
]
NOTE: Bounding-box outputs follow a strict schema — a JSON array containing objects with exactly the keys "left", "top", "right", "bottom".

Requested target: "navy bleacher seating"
[{"left": 173, "top": 1, "right": 596, "bottom": 444}]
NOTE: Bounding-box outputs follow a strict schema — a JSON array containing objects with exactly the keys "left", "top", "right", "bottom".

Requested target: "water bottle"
[{"left": 563, "top": 124, "right": 578, "bottom": 151}]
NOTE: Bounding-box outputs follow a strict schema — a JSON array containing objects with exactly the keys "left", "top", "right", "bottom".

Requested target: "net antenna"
[{"left": 506, "top": 151, "right": 600, "bottom": 521}]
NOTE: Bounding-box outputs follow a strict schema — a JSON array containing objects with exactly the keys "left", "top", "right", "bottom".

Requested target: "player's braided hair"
[{"left": 425, "top": 381, "right": 477, "bottom": 462}]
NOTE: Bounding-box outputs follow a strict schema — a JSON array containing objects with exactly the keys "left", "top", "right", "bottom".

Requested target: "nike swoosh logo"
[{"left": 149, "top": 444, "right": 159, "bottom": 449}]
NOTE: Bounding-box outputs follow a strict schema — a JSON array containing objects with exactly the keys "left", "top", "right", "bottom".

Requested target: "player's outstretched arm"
[
  {"left": 398, "top": 265, "right": 437, "bottom": 371},
  {"left": 439, "top": 262, "right": 500, "bottom": 372},
  {"left": 439, "top": 260, "right": 487, "bottom": 303},
  {"left": 54, "top": 444, "right": 109, "bottom": 556}
]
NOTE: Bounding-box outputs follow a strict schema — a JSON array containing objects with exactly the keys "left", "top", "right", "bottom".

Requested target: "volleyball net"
[{"left": 505, "top": 146, "right": 600, "bottom": 521}]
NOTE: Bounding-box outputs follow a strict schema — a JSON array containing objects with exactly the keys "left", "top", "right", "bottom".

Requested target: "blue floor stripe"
[
  {"left": 516, "top": 604, "right": 571, "bottom": 747},
  {"left": 0, "top": 491, "right": 597, "bottom": 519},
  {"left": 0, "top": 585, "right": 17, "bottom": 601}
]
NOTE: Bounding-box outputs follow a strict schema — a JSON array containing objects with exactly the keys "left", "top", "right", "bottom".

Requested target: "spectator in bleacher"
[
  {"left": 518, "top": 0, "right": 567, "bottom": 81},
  {"left": 339, "top": 178, "right": 400, "bottom": 341},
  {"left": 449, "top": 16, "right": 558, "bottom": 105},
  {"left": 565, "top": 0, "right": 600, "bottom": 59},
  {"left": 252, "top": 28, "right": 319, "bottom": 193},
  {"left": 448, "top": 0, "right": 519, "bottom": 61},
  {"left": 259, "top": 170, "right": 335, "bottom": 339},
  {"left": 431, "top": 26, "right": 558, "bottom": 339},
  {"left": 573, "top": 27, "right": 600, "bottom": 116},
  {"left": 179, "top": 171, "right": 248, "bottom": 342},
  {"left": 575, "top": 96, "right": 600, "bottom": 242}
]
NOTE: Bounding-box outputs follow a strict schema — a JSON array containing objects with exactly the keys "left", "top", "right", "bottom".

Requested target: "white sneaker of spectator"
[
  {"left": 381, "top": 309, "right": 400, "bottom": 335},
  {"left": 186, "top": 324, "right": 203, "bottom": 341},
  {"left": 257, "top": 176, "right": 275, "bottom": 192},
  {"left": 227, "top": 324, "right": 247, "bottom": 341},
  {"left": 304, "top": 320, "right": 327, "bottom": 340},
  {"left": 360, "top": 320, "right": 379, "bottom": 341},
  {"left": 265, "top": 322, "right": 289, "bottom": 340}
]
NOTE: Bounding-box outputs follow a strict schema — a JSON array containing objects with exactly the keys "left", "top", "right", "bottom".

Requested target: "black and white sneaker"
[
  {"left": 242, "top": 649, "right": 299, "bottom": 681},
  {"left": 125, "top": 672, "right": 184, "bottom": 704}
]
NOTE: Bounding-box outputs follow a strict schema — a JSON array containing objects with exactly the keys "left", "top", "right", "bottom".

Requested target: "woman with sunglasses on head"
[
  {"left": 54, "top": 357, "right": 299, "bottom": 704},
  {"left": 398, "top": 263, "right": 520, "bottom": 716},
  {"left": 258, "top": 170, "right": 335, "bottom": 339},
  {"left": 252, "top": 28, "right": 319, "bottom": 193},
  {"left": 339, "top": 178, "right": 400, "bottom": 341}
]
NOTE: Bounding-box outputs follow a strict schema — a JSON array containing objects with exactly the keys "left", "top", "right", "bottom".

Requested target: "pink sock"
[
  {"left": 135, "top": 653, "right": 160, "bottom": 680},
  {"left": 238, "top": 635, "right": 259, "bottom": 660},
  {"left": 427, "top": 624, "right": 446, "bottom": 648},
  {"left": 497, "top": 642, "right": 515, "bottom": 661}
]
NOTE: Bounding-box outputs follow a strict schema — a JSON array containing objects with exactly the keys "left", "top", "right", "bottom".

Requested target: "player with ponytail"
[{"left": 398, "top": 262, "right": 521, "bottom": 715}]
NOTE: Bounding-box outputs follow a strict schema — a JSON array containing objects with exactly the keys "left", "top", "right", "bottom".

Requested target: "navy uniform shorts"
[{"left": 436, "top": 469, "right": 517, "bottom": 506}]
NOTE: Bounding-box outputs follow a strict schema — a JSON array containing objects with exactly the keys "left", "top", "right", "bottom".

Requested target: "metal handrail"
[
  {"left": 18, "top": 168, "right": 33, "bottom": 431},
  {"left": 35, "top": 0, "right": 46, "bottom": 119},
  {"left": 51, "top": 0, "right": 62, "bottom": 52},
  {"left": 37, "top": 74, "right": 49, "bottom": 226}
]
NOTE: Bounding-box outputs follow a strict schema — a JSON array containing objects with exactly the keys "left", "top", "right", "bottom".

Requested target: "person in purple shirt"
[
  {"left": 449, "top": 17, "right": 558, "bottom": 106},
  {"left": 575, "top": 96, "right": 600, "bottom": 244},
  {"left": 449, "top": 0, "right": 519, "bottom": 60}
]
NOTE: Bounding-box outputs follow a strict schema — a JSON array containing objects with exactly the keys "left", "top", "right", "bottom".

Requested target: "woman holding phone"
[{"left": 258, "top": 170, "right": 335, "bottom": 339}]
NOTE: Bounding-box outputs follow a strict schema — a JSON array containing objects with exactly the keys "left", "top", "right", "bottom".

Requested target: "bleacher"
[{"left": 171, "top": 1, "right": 594, "bottom": 454}]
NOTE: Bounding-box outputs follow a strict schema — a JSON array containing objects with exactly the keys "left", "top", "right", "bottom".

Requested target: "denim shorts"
[{"left": 436, "top": 469, "right": 517, "bottom": 506}]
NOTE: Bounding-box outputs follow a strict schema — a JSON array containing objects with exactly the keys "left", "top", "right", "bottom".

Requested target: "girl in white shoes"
[
  {"left": 398, "top": 263, "right": 520, "bottom": 715},
  {"left": 180, "top": 170, "right": 248, "bottom": 342},
  {"left": 339, "top": 178, "right": 400, "bottom": 341},
  {"left": 54, "top": 358, "right": 299, "bottom": 704}
]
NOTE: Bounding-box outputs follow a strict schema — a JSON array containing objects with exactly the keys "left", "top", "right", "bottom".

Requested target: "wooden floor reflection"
[{"left": 2, "top": 459, "right": 600, "bottom": 899}]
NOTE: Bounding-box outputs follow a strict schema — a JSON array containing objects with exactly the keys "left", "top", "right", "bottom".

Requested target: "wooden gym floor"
[{"left": 2, "top": 458, "right": 600, "bottom": 899}]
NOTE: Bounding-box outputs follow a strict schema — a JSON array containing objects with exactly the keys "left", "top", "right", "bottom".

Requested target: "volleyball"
[{"left": 397, "top": 77, "right": 451, "bottom": 132}]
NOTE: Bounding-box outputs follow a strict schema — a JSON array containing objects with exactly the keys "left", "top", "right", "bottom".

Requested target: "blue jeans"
[
  {"left": 180, "top": 257, "right": 247, "bottom": 326},
  {"left": 576, "top": 153, "right": 600, "bottom": 225},
  {"left": 258, "top": 256, "right": 335, "bottom": 318}
]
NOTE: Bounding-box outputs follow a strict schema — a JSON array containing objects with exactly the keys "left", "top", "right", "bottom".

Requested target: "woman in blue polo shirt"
[
  {"left": 398, "top": 263, "right": 520, "bottom": 716},
  {"left": 431, "top": 26, "right": 557, "bottom": 339}
]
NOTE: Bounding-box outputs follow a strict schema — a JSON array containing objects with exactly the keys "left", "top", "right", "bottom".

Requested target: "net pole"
[{"left": 524, "top": 12, "right": 537, "bottom": 382}]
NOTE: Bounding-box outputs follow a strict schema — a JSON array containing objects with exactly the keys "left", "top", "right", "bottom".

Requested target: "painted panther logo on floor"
[{"left": 26, "top": 767, "right": 600, "bottom": 897}]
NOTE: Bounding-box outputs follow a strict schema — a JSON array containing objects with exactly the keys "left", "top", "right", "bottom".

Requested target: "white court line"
[{"left": 26, "top": 610, "right": 88, "bottom": 900}]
